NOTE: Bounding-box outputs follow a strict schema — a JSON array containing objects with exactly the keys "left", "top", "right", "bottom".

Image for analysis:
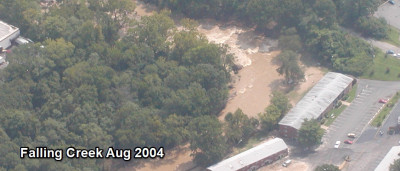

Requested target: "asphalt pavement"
[
  {"left": 375, "top": 0, "right": 400, "bottom": 30},
  {"left": 292, "top": 79, "right": 400, "bottom": 171}
]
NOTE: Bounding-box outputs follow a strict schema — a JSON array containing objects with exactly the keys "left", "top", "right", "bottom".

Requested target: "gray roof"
[
  {"left": 0, "top": 20, "right": 19, "bottom": 42},
  {"left": 375, "top": 146, "right": 400, "bottom": 171},
  {"left": 279, "top": 72, "right": 354, "bottom": 130},
  {"left": 207, "top": 138, "right": 288, "bottom": 171}
]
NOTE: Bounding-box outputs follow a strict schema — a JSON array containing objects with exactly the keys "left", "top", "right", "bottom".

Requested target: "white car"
[
  {"left": 282, "top": 160, "right": 292, "bottom": 167},
  {"left": 334, "top": 141, "right": 341, "bottom": 148}
]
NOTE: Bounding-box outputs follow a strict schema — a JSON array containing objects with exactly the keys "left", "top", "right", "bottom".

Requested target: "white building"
[
  {"left": 207, "top": 138, "right": 288, "bottom": 171},
  {"left": 279, "top": 72, "right": 355, "bottom": 139},
  {"left": 0, "top": 20, "right": 20, "bottom": 49},
  {"left": 375, "top": 146, "right": 400, "bottom": 171}
]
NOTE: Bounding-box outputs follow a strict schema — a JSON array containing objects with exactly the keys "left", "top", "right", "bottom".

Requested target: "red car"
[
  {"left": 379, "top": 99, "right": 388, "bottom": 104},
  {"left": 344, "top": 140, "right": 353, "bottom": 144}
]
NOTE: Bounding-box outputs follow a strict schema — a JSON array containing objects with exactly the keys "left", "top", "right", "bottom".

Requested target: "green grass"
[
  {"left": 383, "top": 26, "right": 400, "bottom": 47},
  {"left": 361, "top": 51, "right": 400, "bottom": 81},
  {"left": 324, "top": 105, "right": 347, "bottom": 126},
  {"left": 346, "top": 83, "right": 358, "bottom": 103},
  {"left": 371, "top": 92, "right": 400, "bottom": 127}
]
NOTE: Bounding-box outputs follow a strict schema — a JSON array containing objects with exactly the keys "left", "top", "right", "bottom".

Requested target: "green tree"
[
  {"left": 259, "top": 104, "right": 282, "bottom": 132},
  {"left": 390, "top": 158, "right": 400, "bottom": 171},
  {"left": 225, "top": 109, "right": 258, "bottom": 145},
  {"left": 106, "top": 0, "right": 136, "bottom": 28},
  {"left": 276, "top": 50, "right": 304, "bottom": 84},
  {"left": 297, "top": 119, "right": 324, "bottom": 150},
  {"left": 279, "top": 28, "right": 303, "bottom": 52},
  {"left": 271, "top": 91, "right": 292, "bottom": 115},
  {"left": 189, "top": 115, "right": 227, "bottom": 166},
  {"left": 315, "top": 164, "right": 340, "bottom": 171}
]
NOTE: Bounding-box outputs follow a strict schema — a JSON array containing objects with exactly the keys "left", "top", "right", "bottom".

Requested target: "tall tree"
[
  {"left": 189, "top": 115, "right": 227, "bottom": 166},
  {"left": 297, "top": 119, "right": 324, "bottom": 150},
  {"left": 225, "top": 109, "right": 258, "bottom": 146},
  {"left": 276, "top": 50, "right": 304, "bottom": 84},
  {"left": 271, "top": 91, "right": 292, "bottom": 115}
]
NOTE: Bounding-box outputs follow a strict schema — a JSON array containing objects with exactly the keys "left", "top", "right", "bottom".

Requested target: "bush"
[
  {"left": 356, "top": 17, "right": 389, "bottom": 39},
  {"left": 336, "top": 101, "right": 342, "bottom": 108},
  {"left": 342, "top": 94, "right": 349, "bottom": 101}
]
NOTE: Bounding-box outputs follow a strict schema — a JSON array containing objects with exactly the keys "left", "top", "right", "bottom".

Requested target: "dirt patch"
[{"left": 259, "top": 160, "right": 310, "bottom": 171}]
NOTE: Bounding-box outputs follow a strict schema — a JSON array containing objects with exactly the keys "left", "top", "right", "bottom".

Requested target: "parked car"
[
  {"left": 348, "top": 133, "right": 356, "bottom": 138},
  {"left": 334, "top": 141, "right": 341, "bottom": 148},
  {"left": 389, "top": 0, "right": 395, "bottom": 5},
  {"left": 387, "top": 50, "right": 395, "bottom": 54},
  {"left": 282, "top": 160, "right": 292, "bottom": 167},
  {"left": 344, "top": 140, "right": 353, "bottom": 144},
  {"left": 379, "top": 99, "right": 388, "bottom": 104}
]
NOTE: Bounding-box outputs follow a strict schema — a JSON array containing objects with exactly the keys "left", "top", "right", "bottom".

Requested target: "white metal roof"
[
  {"left": 375, "top": 146, "right": 400, "bottom": 171},
  {"left": 279, "top": 72, "right": 354, "bottom": 130},
  {"left": 0, "top": 20, "right": 19, "bottom": 43},
  {"left": 207, "top": 138, "right": 288, "bottom": 171}
]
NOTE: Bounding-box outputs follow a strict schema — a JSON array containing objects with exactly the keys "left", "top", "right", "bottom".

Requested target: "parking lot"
[
  {"left": 375, "top": 0, "right": 400, "bottom": 30},
  {"left": 294, "top": 79, "right": 400, "bottom": 170}
]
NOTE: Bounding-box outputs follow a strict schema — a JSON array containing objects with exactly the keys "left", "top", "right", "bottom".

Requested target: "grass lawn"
[
  {"left": 371, "top": 91, "right": 400, "bottom": 127},
  {"left": 383, "top": 26, "right": 400, "bottom": 47},
  {"left": 361, "top": 51, "right": 400, "bottom": 81},
  {"left": 324, "top": 105, "right": 347, "bottom": 126},
  {"left": 346, "top": 83, "right": 358, "bottom": 103}
]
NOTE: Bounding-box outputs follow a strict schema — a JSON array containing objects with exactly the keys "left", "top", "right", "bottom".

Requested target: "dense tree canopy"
[
  {"left": 0, "top": 1, "right": 234, "bottom": 170},
  {"left": 141, "top": 0, "right": 387, "bottom": 75}
]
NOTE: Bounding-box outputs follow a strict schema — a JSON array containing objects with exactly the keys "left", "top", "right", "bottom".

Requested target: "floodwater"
[{"left": 125, "top": 1, "right": 324, "bottom": 171}]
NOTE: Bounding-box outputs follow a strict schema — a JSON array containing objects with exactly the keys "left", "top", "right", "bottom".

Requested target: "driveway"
[
  {"left": 375, "top": 0, "right": 400, "bottom": 30},
  {"left": 292, "top": 80, "right": 400, "bottom": 170}
]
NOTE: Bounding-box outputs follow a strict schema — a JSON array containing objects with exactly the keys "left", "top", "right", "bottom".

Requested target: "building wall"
[
  {"left": 0, "top": 29, "right": 20, "bottom": 49},
  {"left": 279, "top": 125, "right": 297, "bottom": 139},
  {"left": 278, "top": 77, "right": 355, "bottom": 139},
  {"left": 237, "top": 149, "right": 289, "bottom": 171}
]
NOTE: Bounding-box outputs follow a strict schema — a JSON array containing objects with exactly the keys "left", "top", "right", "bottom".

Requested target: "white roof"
[
  {"left": 0, "top": 20, "right": 19, "bottom": 42},
  {"left": 375, "top": 146, "right": 400, "bottom": 171},
  {"left": 207, "top": 138, "right": 288, "bottom": 171},
  {"left": 279, "top": 72, "right": 354, "bottom": 130}
]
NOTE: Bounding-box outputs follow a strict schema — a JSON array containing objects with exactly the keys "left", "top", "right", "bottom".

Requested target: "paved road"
[
  {"left": 375, "top": 0, "right": 400, "bottom": 30},
  {"left": 292, "top": 80, "right": 400, "bottom": 170}
]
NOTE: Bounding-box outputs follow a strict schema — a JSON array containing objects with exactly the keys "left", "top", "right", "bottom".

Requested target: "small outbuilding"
[{"left": 207, "top": 138, "right": 288, "bottom": 171}]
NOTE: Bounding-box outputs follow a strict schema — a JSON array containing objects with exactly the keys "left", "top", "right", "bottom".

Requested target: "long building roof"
[
  {"left": 0, "top": 20, "right": 19, "bottom": 42},
  {"left": 375, "top": 146, "right": 400, "bottom": 171},
  {"left": 279, "top": 72, "right": 354, "bottom": 130},
  {"left": 207, "top": 138, "right": 288, "bottom": 171}
]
